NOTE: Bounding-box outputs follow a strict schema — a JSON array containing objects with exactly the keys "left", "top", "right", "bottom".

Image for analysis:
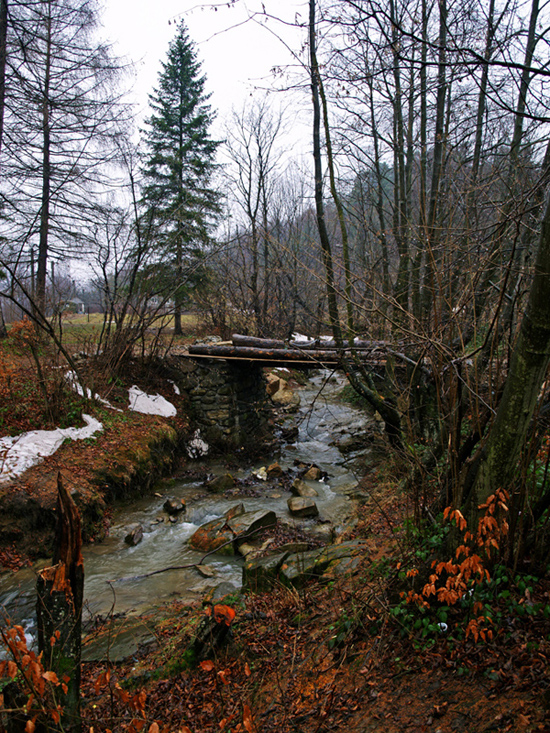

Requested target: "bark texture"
[{"left": 36, "top": 473, "right": 84, "bottom": 732}]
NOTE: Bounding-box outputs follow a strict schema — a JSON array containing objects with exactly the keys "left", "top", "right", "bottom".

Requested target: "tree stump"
[{"left": 36, "top": 473, "right": 84, "bottom": 733}]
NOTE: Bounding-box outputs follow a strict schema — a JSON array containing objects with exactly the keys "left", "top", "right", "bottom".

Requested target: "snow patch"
[
  {"left": 128, "top": 386, "right": 177, "bottom": 417},
  {"left": 0, "top": 414, "right": 103, "bottom": 483},
  {"left": 65, "top": 371, "right": 120, "bottom": 411},
  {"left": 168, "top": 379, "right": 181, "bottom": 395},
  {"left": 291, "top": 332, "right": 311, "bottom": 343}
]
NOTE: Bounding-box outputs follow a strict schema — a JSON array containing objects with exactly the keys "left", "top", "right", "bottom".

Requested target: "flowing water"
[{"left": 0, "top": 370, "right": 377, "bottom": 647}]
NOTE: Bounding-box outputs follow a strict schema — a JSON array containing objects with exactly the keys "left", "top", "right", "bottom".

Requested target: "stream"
[{"left": 0, "top": 370, "right": 378, "bottom": 650}]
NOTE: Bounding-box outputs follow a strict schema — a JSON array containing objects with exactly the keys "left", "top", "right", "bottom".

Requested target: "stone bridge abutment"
[{"left": 170, "top": 357, "right": 272, "bottom": 451}]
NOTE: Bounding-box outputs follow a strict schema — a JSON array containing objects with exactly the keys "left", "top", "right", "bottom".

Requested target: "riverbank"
[{"left": 0, "top": 352, "right": 193, "bottom": 565}]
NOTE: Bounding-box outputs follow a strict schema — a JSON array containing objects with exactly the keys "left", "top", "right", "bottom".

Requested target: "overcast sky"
[{"left": 101, "top": 0, "right": 310, "bottom": 139}]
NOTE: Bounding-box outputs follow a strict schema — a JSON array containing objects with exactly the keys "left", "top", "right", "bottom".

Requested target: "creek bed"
[{"left": 0, "top": 370, "right": 377, "bottom": 647}]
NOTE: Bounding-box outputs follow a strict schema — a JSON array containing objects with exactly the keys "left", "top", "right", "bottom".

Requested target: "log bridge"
[
  {"left": 170, "top": 335, "right": 392, "bottom": 452},
  {"left": 187, "top": 333, "right": 391, "bottom": 368}
]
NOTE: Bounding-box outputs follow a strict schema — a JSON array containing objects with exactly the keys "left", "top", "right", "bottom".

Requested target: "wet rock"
[
  {"left": 271, "top": 379, "right": 300, "bottom": 409},
  {"left": 334, "top": 434, "right": 369, "bottom": 454},
  {"left": 226, "top": 503, "right": 246, "bottom": 520},
  {"left": 281, "top": 425, "right": 299, "bottom": 442},
  {"left": 124, "top": 524, "right": 143, "bottom": 546},
  {"left": 168, "top": 516, "right": 178, "bottom": 524},
  {"left": 287, "top": 497, "right": 319, "bottom": 518},
  {"left": 206, "top": 473, "right": 235, "bottom": 493},
  {"left": 237, "top": 542, "right": 257, "bottom": 557},
  {"left": 188, "top": 507, "right": 277, "bottom": 556},
  {"left": 277, "top": 542, "right": 311, "bottom": 554},
  {"left": 237, "top": 536, "right": 275, "bottom": 558},
  {"left": 309, "top": 523, "right": 335, "bottom": 543},
  {"left": 267, "top": 462, "right": 283, "bottom": 478},
  {"left": 291, "top": 478, "right": 319, "bottom": 498},
  {"left": 227, "top": 509, "right": 277, "bottom": 538},
  {"left": 195, "top": 564, "right": 215, "bottom": 578},
  {"left": 284, "top": 393, "right": 301, "bottom": 413},
  {"left": 163, "top": 497, "right": 186, "bottom": 515},
  {"left": 188, "top": 516, "right": 234, "bottom": 555},
  {"left": 242, "top": 551, "right": 290, "bottom": 592},
  {"left": 279, "top": 541, "right": 368, "bottom": 588},
  {"left": 266, "top": 373, "right": 281, "bottom": 396},
  {"left": 303, "top": 466, "right": 322, "bottom": 481}
]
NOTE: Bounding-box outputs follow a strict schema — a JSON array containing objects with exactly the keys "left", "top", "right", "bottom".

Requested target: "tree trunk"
[
  {"left": 36, "top": 4, "right": 52, "bottom": 315},
  {"left": 36, "top": 473, "right": 84, "bottom": 733},
  {"left": 0, "top": 300, "right": 7, "bottom": 338},
  {"left": 0, "top": 0, "right": 8, "bottom": 161},
  {"left": 464, "top": 188, "right": 550, "bottom": 522}
]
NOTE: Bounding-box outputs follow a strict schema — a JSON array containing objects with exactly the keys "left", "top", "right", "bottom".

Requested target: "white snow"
[
  {"left": 186, "top": 429, "right": 209, "bottom": 458},
  {"left": 0, "top": 414, "right": 103, "bottom": 483},
  {"left": 168, "top": 379, "right": 181, "bottom": 395},
  {"left": 291, "top": 332, "right": 311, "bottom": 343},
  {"left": 128, "top": 386, "right": 177, "bottom": 417},
  {"left": 65, "top": 371, "right": 120, "bottom": 410}
]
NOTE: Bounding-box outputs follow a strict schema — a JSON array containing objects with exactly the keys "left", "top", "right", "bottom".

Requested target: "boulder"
[
  {"left": 287, "top": 497, "right": 319, "bottom": 518},
  {"left": 280, "top": 542, "right": 367, "bottom": 588},
  {"left": 163, "top": 497, "right": 186, "bottom": 515},
  {"left": 188, "top": 506, "right": 276, "bottom": 556},
  {"left": 188, "top": 516, "right": 234, "bottom": 555},
  {"left": 267, "top": 462, "right": 284, "bottom": 478},
  {"left": 265, "top": 373, "right": 281, "bottom": 396},
  {"left": 335, "top": 434, "right": 368, "bottom": 454},
  {"left": 124, "top": 524, "right": 143, "bottom": 546},
  {"left": 242, "top": 551, "right": 290, "bottom": 592},
  {"left": 303, "top": 466, "right": 322, "bottom": 481},
  {"left": 227, "top": 509, "right": 277, "bottom": 538},
  {"left": 271, "top": 378, "right": 300, "bottom": 408},
  {"left": 291, "top": 478, "right": 319, "bottom": 498},
  {"left": 206, "top": 473, "right": 235, "bottom": 493}
]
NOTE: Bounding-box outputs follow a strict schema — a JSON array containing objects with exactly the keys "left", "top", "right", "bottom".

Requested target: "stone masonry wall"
[{"left": 169, "top": 357, "right": 272, "bottom": 450}]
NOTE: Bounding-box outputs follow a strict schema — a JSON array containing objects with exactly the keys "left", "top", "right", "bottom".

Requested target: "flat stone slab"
[
  {"left": 287, "top": 497, "right": 319, "bottom": 517},
  {"left": 242, "top": 551, "right": 290, "bottom": 593},
  {"left": 82, "top": 617, "right": 156, "bottom": 662},
  {"left": 243, "top": 540, "right": 369, "bottom": 591},
  {"left": 227, "top": 509, "right": 276, "bottom": 538}
]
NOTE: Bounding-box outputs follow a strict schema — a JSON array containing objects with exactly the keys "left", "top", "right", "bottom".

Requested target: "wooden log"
[
  {"left": 231, "top": 334, "right": 286, "bottom": 349},
  {"left": 188, "top": 344, "right": 341, "bottom": 362},
  {"left": 36, "top": 473, "right": 84, "bottom": 733}
]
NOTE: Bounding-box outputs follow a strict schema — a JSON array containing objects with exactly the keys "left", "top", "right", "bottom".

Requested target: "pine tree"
[{"left": 141, "top": 21, "right": 220, "bottom": 335}]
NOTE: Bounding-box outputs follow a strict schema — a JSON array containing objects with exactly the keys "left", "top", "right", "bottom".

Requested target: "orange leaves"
[
  {"left": 443, "top": 507, "right": 467, "bottom": 532},
  {"left": 204, "top": 604, "right": 236, "bottom": 626},
  {"left": 405, "top": 496, "right": 510, "bottom": 642},
  {"left": 94, "top": 668, "right": 111, "bottom": 694},
  {"left": 200, "top": 660, "right": 215, "bottom": 672},
  {"left": 42, "top": 671, "right": 59, "bottom": 685},
  {"left": 243, "top": 703, "right": 256, "bottom": 732},
  {"left": 217, "top": 669, "right": 231, "bottom": 685}
]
